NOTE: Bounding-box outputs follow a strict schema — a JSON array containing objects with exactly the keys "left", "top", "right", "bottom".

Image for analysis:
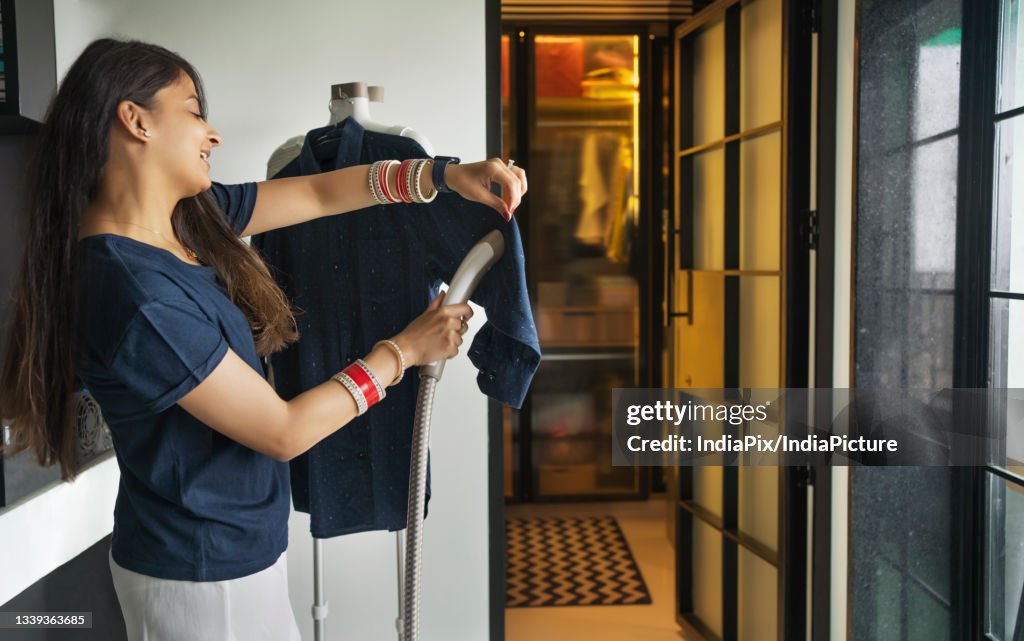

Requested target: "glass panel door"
[
  {"left": 530, "top": 33, "right": 642, "bottom": 499},
  {"left": 502, "top": 30, "right": 646, "bottom": 500},
  {"left": 672, "top": 0, "right": 790, "bottom": 637}
]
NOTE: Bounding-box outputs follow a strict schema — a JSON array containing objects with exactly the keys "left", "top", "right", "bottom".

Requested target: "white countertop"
[{"left": 0, "top": 453, "right": 119, "bottom": 605}]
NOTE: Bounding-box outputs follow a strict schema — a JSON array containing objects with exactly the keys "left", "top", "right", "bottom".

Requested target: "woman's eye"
[{"left": 192, "top": 112, "right": 205, "bottom": 121}]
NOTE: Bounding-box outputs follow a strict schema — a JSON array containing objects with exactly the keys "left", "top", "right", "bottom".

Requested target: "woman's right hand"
[{"left": 392, "top": 291, "right": 473, "bottom": 367}]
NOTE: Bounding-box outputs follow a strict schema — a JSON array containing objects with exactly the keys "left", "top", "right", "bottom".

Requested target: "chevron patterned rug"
[{"left": 505, "top": 516, "right": 653, "bottom": 608}]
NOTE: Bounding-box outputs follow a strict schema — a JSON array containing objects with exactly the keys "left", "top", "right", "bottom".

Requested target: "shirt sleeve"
[
  {"left": 110, "top": 298, "right": 230, "bottom": 414},
  {"left": 208, "top": 181, "right": 258, "bottom": 236}
]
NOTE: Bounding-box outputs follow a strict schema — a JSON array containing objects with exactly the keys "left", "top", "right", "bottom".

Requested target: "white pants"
[{"left": 109, "top": 549, "right": 302, "bottom": 641}]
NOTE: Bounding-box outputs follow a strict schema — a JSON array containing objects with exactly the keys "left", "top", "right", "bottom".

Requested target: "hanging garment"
[
  {"left": 604, "top": 134, "right": 634, "bottom": 263},
  {"left": 574, "top": 132, "right": 610, "bottom": 246},
  {"left": 251, "top": 117, "right": 540, "bottom": 539}
]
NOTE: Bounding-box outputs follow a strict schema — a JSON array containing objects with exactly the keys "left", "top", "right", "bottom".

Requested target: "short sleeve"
[
  {"left": 208, "top": 181, "right": 258, "bottom": 236},
  {"left": 110, "top": 299, "right": 230, "bottom": 414}
]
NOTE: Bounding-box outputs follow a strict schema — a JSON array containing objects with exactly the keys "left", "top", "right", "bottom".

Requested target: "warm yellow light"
[{"left": 534, "top": 35, "right": 582, "bottom": 44}]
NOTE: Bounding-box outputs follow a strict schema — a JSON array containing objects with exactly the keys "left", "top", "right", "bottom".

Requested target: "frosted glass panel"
[
  {"left": 739, "top": 466, "right": 779, "bottom": 553},
  {"left": 991, "top": 299, "right": 1024, "bottom": 390},
  {"left": 692, "top": 19, "right": 726, "bottom": 145},
  {"left": 985, "top": 473, "right": 1024, "bottom": 639},
  {"left": 693, "top": 518, "right": 724, "bottom": 638},
  {"left": 693, "top": 465, "right": 724, "bottom": 519},
  {"left": 740, "top": 0, "right": 783, "bottom": 130},
  {"left": 674, "top": 271, "right": 724, "bottom": 388},
  {"left": 998, "top": 0, "right": 1024, "bottom": 113},
  {"left": 739, "top": 275, "right": 780, "bottom": 387},
  {"left": 738, "top": 547, "right": 778, "bottom": 641},
  {"left": 992, "top": 117, "right": 1024, "bottom": 294},
  {"left": 693, "top": 148, "right": 726, "bottom": 270},
  {"left": 740, "top": 132, "right": 782, "bottom": 271}
]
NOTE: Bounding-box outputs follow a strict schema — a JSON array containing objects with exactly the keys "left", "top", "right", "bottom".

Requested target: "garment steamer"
[{"left": 312, "top": 229, "right": 505, "bottom": 641}]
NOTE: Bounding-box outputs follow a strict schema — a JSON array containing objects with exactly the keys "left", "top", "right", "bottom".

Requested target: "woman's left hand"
[{"left": 443, "top": 158, "right": 528, "bottom": 222}]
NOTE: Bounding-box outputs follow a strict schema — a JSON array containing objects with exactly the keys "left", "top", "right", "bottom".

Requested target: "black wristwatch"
[{"left": 432, "top": 156, "right": 460, "bottom": 193}]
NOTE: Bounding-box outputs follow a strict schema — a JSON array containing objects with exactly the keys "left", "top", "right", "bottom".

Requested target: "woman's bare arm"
[
  {"left": 177, "top": 292, "right": 472, "bottom": 460},
  {"left": 177, "top": 343, "right": 401, "bottom": 462},
  {"left": 238, "top": 164, "right": 382, "bottom": 237},
  {"left": 237, "top": 158, "right": 526, "bottom": 237}
]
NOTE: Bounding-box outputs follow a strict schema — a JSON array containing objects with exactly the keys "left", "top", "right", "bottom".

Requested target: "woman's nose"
[{"left": 208, "top": 130, "right": 222, "bottom": 147}]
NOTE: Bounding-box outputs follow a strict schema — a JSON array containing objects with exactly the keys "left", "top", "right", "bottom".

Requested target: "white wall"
[{"left": 1, "top": 2, "right": 492, "bottom": 638}]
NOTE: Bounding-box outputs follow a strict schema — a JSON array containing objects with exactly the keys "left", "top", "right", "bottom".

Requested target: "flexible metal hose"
[
  {"left": 400, "top": 230, "right": 504, "bottom": 641},
  {"left": 402, "top": 376, "right": 436, "bottom": 641}
]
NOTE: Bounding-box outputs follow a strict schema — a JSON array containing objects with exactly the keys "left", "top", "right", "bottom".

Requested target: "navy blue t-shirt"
[{"left": 74, "top": 182, "right": 290, "bottom": 581}]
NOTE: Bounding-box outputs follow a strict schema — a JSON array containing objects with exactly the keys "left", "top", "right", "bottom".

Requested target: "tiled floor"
[{"left": 505, "top": 495, "right": 695, "bottom": 641}]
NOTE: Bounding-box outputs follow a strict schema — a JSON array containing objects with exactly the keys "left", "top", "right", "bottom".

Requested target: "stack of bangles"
[
  {"left": 330, "top": 339, "right": 407, "bottom": 416},
  {"left": 368, "top": 159, "right": 437, "bottom": 205}
]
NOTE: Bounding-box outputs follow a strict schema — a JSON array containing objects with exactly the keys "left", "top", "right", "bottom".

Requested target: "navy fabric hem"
[
  {"left": 468, "top": 326, "right": 541, "bottom": 409},
  {"left": 110, "top": 541, "right": 286, "bottom": 582},
  {"left": 148, "top": 338, "right": 229, "bottom": 414}
]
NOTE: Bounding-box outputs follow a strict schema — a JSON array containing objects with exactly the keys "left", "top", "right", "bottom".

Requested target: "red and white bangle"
[
  {"left": 412, "top": 159, "right": 437, "bottom": 203},
  {"left": 369, "top": 159, "right": 437, "bottom": 205},
  {"left": 331, "top": 359, "right": 387, "bottom": 415},
  {"left": 368, "top": 160, "right": 401, "bottom": 205},
  {"left": 395, "top": 159, "right": 413, "bottom": 203}
]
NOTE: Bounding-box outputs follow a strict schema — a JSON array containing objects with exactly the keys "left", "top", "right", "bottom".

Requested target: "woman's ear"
[{"left": 115, "top": 99, "right": 151, "bottom": 142}]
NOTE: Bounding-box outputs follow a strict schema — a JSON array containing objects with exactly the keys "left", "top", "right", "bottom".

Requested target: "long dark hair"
[{"left": 0, "top": 38, "right": 299, "bottom": 481}]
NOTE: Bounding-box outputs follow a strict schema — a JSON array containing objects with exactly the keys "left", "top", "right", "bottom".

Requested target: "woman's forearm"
[
  {"left": 309, "top": 160, "right": 437, "bottom": 218},
  {"left": 278, "top": 342, "right": 405, "bottom": 460},
  {"left": 241, "top": 160, "right": 438, "bottom": 236}
]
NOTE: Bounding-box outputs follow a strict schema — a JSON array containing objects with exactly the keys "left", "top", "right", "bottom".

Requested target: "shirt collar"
[{"left": 297, "top": 117, "right": 366, "bottom": 173}]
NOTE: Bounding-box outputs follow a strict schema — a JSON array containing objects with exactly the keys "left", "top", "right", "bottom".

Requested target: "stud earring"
[{"left": 140, "top": 129, "right": 151, "bottom": 137}]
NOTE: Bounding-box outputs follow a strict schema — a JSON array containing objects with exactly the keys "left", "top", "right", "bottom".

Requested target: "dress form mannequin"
[
  {"left": 327, "top": 82, "right": 435, "bottom": 155},
  {"left": 266, "top": 82, "right": 435, "bottom": 178}
]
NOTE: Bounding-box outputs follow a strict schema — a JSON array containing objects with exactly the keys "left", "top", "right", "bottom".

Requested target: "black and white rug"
[{"left": 505, "top": 516, "right": 653, "bottom": 608}]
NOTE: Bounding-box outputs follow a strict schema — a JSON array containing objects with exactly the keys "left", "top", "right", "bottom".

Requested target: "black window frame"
[{"left": 949, "top": 1, "right": 1014, "bottom": 639}]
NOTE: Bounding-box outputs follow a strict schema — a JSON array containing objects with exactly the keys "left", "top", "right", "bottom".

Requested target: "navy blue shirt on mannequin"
[
  {"left": 74, "top": 181, "right": 289, "bottom": 582},
  {"left": 252, "top": 118, "right": 541, "bottom": 539}
]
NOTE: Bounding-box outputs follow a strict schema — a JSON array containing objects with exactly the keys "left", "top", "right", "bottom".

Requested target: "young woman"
[{"left": 0, "top": 38, "right": 526, "bottom": 640}]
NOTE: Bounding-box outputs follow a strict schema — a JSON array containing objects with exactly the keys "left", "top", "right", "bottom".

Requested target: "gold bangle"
[{"left": 374, "top": 339, "right": 406, "bottom": 386}]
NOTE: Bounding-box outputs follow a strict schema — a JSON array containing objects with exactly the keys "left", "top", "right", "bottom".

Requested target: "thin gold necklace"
[{"left": 87, "top": 218, "right": 201, "bottom": 264}]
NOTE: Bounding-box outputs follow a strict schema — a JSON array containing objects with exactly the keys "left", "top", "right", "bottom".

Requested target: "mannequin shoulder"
[
  {"left": 267, "top": 135, "right": 306, "bottom": 179},
  {"left": 392, "top": 126, "right": 436, "bottom": 157}
]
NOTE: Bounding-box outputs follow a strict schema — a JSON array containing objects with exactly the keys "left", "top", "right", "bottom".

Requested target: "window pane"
[
  {"left": 992, "top": 116, "right": 1024, "bottom": 293},
  {"left": 998, "top": 0, "right": 1024, "bottom": 114},
  {"left": 693, "top": 466, "right": 724, "bottom": 519},
  {"left": 739, "top": 275, "right": 780, "bottom": 387},
  {"left": 739, "top": 132, "right": 782, "bottom": 271},
  {"left": 851, "top": 468, "right": 953, "bottom": 641},
  {"left": 692, "top": 518, "right": 724, "bottom": 638},
  {"left": 692, "top": 147, "right": 726, "bottom": 270},
  {"left": 990, "top": 298, "right": 1024, "bottom": 389},
  {"left": 739, "top": 466, "right": 778, "bottom": 553},
  {"left": 738, "top": 546, "right": 778, "bottom": 641},
  {"left": 740, "top": 0, "right": 783, "bottom": 130},
  {"left": 673, "top": 271, "right": 725, "bottom": 388},
  {"left": 857, "top": 133, "right": 958, "bottom": 387},
  {"left": 985, "top": 472, "right": 1024, "bottom": 640},
  {"left": 691, "top": 19, "right": 726, "bottom": 146}
]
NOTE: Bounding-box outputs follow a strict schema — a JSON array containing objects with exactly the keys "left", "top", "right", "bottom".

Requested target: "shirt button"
[
  {"left": 333, "top": 264, "right": 339, "bottom": 271},
  {"left": 357, "top": 451, "right": 367, "bottom": 459},
  {"left": 487, "top": 372, "right": 496, "bottom": 381}
]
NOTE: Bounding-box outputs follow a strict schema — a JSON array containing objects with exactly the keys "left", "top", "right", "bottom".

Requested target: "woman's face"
[{"left": 145, "top": 72, "right": 222, "bottom": 196}]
